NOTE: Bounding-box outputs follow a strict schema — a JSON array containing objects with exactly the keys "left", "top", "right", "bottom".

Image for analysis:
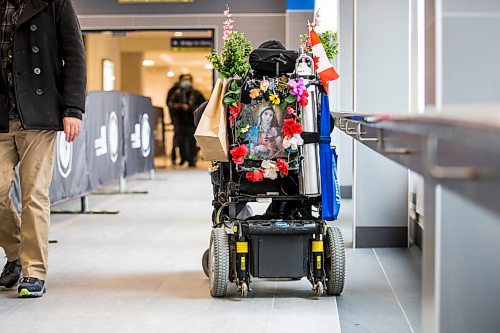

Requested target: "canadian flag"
[{"left": 310, "top": 29, "right": 339, "bottom": 92}]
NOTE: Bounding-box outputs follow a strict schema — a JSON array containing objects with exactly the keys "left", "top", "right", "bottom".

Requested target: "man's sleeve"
[
  {"left": 63, "top": 107, "right": 83, "bottom": 120},
  {"left": 56, "top": 0, "right": 87, "bottom": 116}
]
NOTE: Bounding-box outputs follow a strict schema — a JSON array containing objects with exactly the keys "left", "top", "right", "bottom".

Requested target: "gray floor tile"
[{"left": 337, "top": 249, "right": 417, "bottom": 333}]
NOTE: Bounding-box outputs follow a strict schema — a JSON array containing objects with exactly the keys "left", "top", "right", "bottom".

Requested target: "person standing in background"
[
  {"left": 0, "top": 0, "right": 86, "bottom": 298},
  {"left": 166, "top": 78, "right": 180, "bottom": 165},
  {"left": 167, "top": 74, "right": 205, "bottom": 167}
]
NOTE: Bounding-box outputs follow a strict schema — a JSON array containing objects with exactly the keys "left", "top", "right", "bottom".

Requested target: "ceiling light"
[
  {"left": 142, "top": 59, "right": 155, "bottom": 67},
  {"left": 167, "top": 71, "right": 175, "bottom": 78},
  {"left": 174, "top": 32, "right": 184, "bottom": 37}
]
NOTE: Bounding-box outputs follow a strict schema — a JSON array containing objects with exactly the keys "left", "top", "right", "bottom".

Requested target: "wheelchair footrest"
[{"left": 241, "top": 220, "right": 320, "bottom": 235}]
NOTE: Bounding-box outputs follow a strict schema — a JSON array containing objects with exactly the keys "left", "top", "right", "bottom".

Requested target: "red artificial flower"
[
  {"left": 276, "top": 158, "right": 289, "bottom": 176},
  {"left": 245, "top": 170, "right": 265, "bottom": 182},
  {"left": 300, "top": 91, "right": 309, "bottom": 108},
  {"left": 229, "top": 101, "right": 241, "bottom": 125},
  {"left": 283, "top": 118, "right": 303, "bottom": 137},
  {"left": 230, "top": 144, "right": 249, "bottom": 165}
]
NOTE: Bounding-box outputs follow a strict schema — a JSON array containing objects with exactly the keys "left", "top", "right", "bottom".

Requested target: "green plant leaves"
[
  {"left": 207, "top": 31, "right": 253, "bottom": 78},
  {"left": 284, "top": 94, "right": 297, "bottom": 104},
  {"left": 319, "top": 30, "right": 339, "bottom": 62},
  {"left": 224, "top": 80, "right": 241, "bottom": 106}
]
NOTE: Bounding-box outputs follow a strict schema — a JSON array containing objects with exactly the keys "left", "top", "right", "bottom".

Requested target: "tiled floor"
[{"left": 0, "top": 169, "right": 420, "bottom": 333}]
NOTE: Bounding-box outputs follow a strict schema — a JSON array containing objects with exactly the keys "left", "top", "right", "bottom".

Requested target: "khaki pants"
[{"left": 0, "top": 119, "right": 56, "bottom": 280}]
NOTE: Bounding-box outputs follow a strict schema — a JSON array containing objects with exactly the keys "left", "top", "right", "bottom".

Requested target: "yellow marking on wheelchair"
[
  {"left": 241, "top": 257, "right": 246, "bottom": 271},
  {"left": 316, "top": 255, "right": 322, "bottom": 270},
  {"left": 233, "top": 226, "right": 238, "bottom": 233},
  {"left": 236, "top": 242, "right": 249, "bottom": 253},
  {"left": 312, "top": 241, "right": 324, "bottom": 253}
]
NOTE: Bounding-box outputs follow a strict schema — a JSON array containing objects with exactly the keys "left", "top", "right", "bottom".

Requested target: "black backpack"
[{"left": 249, "top": 40, "right": 298, "bottom": 76}]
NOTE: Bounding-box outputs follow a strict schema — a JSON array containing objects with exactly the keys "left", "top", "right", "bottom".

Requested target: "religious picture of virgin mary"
[{"left": 242, "top": 101, "right": 285, "bottom": 160}]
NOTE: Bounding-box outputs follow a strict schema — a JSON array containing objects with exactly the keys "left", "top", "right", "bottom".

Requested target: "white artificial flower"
[
  {"left": 282, "top": 134, "right": 304, "bottom": 151},
  {"left": 261, "top": 160, "right": 278, "bottom": 180}
]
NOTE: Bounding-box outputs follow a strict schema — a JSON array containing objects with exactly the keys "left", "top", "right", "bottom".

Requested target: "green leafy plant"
[
  {"left": 223, "top": 80, "right": 241, "bottom": 106},
  {"left": 300, "top": 30, "right": 339, "bottom": 62},
  {"left": 319, "top": 30, "right": 339, "bottom": 61},
  {"left": 206, "top": 6, "right": 253, "bottom": 79},
  {"left": 208, "top": 32, "right": 252, "bottom": 78}
]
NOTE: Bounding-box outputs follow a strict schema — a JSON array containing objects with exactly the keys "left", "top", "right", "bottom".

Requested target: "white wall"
[{"left": 352, "top": 0, "right": 411, "bottom": 247}]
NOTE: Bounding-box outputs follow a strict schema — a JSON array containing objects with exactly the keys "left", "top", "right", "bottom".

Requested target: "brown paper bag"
[{"left": 194, "top": 78, "right": 231, "bottom": 162}]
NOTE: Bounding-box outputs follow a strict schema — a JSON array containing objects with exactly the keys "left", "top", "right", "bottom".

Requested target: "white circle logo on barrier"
[
  {"left": 56, "top": 132, "right": 73, "bottom": 178},
  {"left": 140, "top": 113, "right": 151, "bottom": 158},
  {"left": 108, "top": 112, "right": 119, "bottom": 163}
]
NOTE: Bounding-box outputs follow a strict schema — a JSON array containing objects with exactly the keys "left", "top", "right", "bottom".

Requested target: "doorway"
[{"left": 83, "top": 29, "right": 215, "bottom": 167}]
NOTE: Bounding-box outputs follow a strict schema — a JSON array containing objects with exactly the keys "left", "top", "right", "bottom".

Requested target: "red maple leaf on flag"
[{"left": 313, "top": 55, "right": 320, "bottom": 71}]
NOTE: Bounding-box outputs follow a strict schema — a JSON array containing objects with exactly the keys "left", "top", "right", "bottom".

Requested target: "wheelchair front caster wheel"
[
  {"left": 314, "top": 281, "right": 324, "bottom": 296},
  {"left": 239, "top": 282, "right": 249, "bottom": 298},
  {"left": 202, "top": 248, "right": 209, "bottom": 278}
]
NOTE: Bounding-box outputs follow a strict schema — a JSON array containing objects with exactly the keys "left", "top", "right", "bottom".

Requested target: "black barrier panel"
[
  {"left": 153, "top": 106, "right": 166, "bottom": 158},
  {"left": 86, "top": 91, "right": 124, "bottom": 188},
  {"left": 49, "top": 116, "right": 91, "bottom": 205},
  {"left": 122, "top": 94, "right": 155, "bottom": 177}
]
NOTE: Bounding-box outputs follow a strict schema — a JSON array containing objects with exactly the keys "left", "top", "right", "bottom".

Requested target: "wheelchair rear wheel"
[
  {"left": 209, "top": 228, "right": 230, "bottom": 297},
  {"left": 325, "top": 226, "right": 346, "bottom": 295}
]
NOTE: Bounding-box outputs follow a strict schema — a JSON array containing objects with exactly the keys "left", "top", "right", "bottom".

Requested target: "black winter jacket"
[{"left": 0, "top": 0, "right": 86, "bottom": 132}]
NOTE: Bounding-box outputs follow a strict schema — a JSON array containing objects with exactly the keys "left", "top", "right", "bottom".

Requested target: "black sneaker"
[
  {"left": 18, "top": 277, "right": 46, "bottom": 298},
  {"left": 0, "top": 259, "right": 21, "bottom": 290}
]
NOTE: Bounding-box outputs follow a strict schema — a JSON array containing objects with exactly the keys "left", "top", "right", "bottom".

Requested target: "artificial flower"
[
  {"left": 260, "top": 79, "right": 270, "bottom": 92},
  {"left": 299, "top": 90, "right": 309, "bottom": 108},
  {"left": 276, "top": 158, "right": 289, "bottom": 176},
  {"left": 222, "top": 6, "right": 234, "bottom": 41},
  {"left": 286, "top": 106, "right": 295, "bottom": 115},
  {"left": 246, "top": 170, "right": 265, "bottom": 182},
  {"left": 310, "top": 10, "right": 321, "bottom": 28},
  {"left": 283, "top": 118, "right": 303, "bottom": 137},
  {"left": 282, "top": 134, "right": 304, "bottom": 151},
  {"left": 269, "top": 94, "right": 281, "bottom": 105},
  {"left": 249, "top": 88, "right": 261, "bottom": 99},
  {"left": 229, "top": 101, "right": 241, "bottom": 125},
  {"left": 288, "top": 78, "right": 307, "bottom": 99},
  {"left": 261, "top": 160, "right": 279, "bottom": 180},
  {"left": 241, "top": 124, "right": 250, "bottom": 133},
  {"left": 230, "top": 144, "right": 249, "bottom": 165}
]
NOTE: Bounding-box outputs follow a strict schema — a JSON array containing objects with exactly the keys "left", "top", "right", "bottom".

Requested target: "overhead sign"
[{"left": 171, "top": 37, "right": 213, "bottom": 48}]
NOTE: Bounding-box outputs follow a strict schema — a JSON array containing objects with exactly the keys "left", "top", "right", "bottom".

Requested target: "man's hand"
[{"left": 63, "top": 117, "right": 82, "bottom": 143}]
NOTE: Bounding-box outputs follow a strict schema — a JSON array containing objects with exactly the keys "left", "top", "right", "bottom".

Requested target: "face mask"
[{"left": 180, "top": 80, "right": 192, "bottom": 89}]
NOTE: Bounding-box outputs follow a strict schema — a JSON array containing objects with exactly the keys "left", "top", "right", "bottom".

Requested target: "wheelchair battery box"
[{"left": 250, "top": 234, "right": 309, "bottom": 278}]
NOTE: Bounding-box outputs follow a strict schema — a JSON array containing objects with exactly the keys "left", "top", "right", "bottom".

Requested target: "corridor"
[{"left": 0, "top": 170, "right": 420, "bottom": 333}]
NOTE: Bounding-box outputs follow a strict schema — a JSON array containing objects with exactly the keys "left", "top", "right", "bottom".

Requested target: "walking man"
[{"left": 0, "top": 0, "right": 86, "bottom": 298}]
